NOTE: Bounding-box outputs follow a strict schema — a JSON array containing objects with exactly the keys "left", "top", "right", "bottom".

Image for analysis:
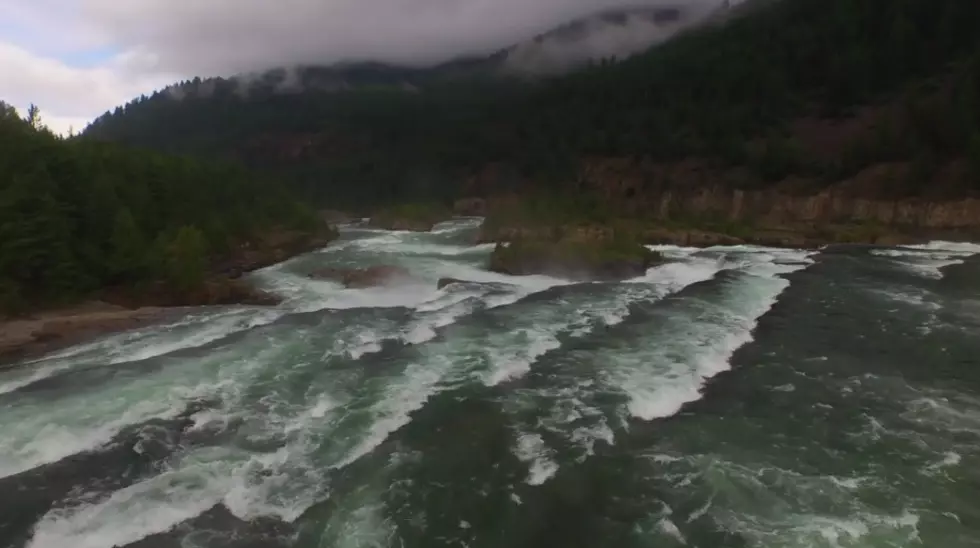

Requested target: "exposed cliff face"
[
  {"left": 474, "top": 155, "right": 980, "bottom": 248},
  {"left": 577, "top": 158, "right": 980, "bottom": 233}
]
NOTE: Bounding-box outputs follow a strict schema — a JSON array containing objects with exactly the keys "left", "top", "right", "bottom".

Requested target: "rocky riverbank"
[
  {"left": 0, "top": 303, "right": 172, "bottom": 367},
  {"left": 488, "top": 236, "right": 662, "bottom": 280},
  {"left": 475, "top": 219, "right": 928, "bottom": 249},
  {"left": 367, "top": 203, "right": 453, "bottom": 232},
  {"left": 1, "top": 225, "right": 339, "bottom": 366}
]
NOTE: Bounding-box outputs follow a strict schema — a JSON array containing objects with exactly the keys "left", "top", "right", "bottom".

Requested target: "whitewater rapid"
[{"left": 2, "top": 221, "right": 979, "bottom": 548}]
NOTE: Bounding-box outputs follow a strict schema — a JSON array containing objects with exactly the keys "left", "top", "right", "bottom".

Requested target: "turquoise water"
[{"left": 1, "top": 219, "right": 979, "bottom": 548}]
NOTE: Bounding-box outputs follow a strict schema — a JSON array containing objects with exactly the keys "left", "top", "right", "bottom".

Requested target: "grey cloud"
[{"left": 82, "top": 0, "right": 721, "bottom": 77}]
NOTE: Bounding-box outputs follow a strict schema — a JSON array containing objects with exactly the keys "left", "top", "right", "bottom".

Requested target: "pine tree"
[
  {"left": 968, "top": 134, "right": 980, "bottom": 187},
  {"left": 164, "top": 225, "right": 208, "bottom": 291},
  {"left": 0, "top": 171, "right": 81, "bottom": 299},
  {"left": 26, "top": 104, "right": 42, "bottom": 131},
  {"left": 108, "top": 207, "right": 148, "bottom": 282}
]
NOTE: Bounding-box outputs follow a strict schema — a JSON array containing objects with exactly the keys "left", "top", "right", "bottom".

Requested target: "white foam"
[
  {"left": 0, "top": 392, "right": 185, "bottom": 479},
  {"left": 483, "top": 329, "right": 562, "bottom": 386},
  {"left": 483, "top": 252, "right": 730, "bottom": 387},
  {"left": 104, "top": 308, "right": 285, "bottom": 365},
  {"left": 223, "top": 446, "right": 328, "bottom": 523},
  {"left": 0, "top": 361, "right": 79, "bottom": 397},
  {"left": 906, "top": 240, "right": 980, "bottom": 255},
  {"left": 28, "top": 458, "right": 236, "bottom": 548},
  {"left": 513, "top": 432, "right": 559, "bottom": 486},
  {"left": 871, "top": 286, "right": 942, "bottom": 312},
  {"left": 871, "top": 241, "right": 980, "bottom": 280},
  {"left": 0, "top": 333, "right": 296, "bottom": 480},
  {"left": 658, "top": 518, "right": 687, "bottom": 544},
  {"left": 256, "top": 268, "right": 440, "bottom": 314},
  {"left": 346, "top": 331, "right": 385, "bottom": 359},
  {"left": 24, "top": 319, "right": 407, "bottom": 545},
  {"left": 569, "top": 418, "right": 615, "bottom": 457},
  {"left": 0, "top": 308, "right": 284, "bottom": 397},
  {"left": 332, "top": 359, "right": 449, "bottom": 470},
  {"left": 401, "top": 289, "right": 485, "bottom": 345},
  {"left": 384, "top": 242, "right": 496, "bottom": 257},
  {"left": 646, "top": 244, "right": 702, "bottom": 257},
  {"left": 609, "top": 248, "right": 812, "bottom": 421},
  {"left": 430, "top": 217, "right": 484, "bottom": 234},
  {"left": 871, "top": 249, "right": 964, "bottom": 280},
  {"left": 737, "top": 511, "right": 922, "bottom": 548}
]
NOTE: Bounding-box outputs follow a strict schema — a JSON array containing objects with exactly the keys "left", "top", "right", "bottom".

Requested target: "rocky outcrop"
[
  {"left": 578, "top": 158, "right": 980, "bottom": 233},
  {"left": 368, "top": 204, "right": 454, "bottom": 232},
  {"left": 310, "top": 265, "right": 412, "bottom": 288},
  {"left": 478, "top": 219, "right": 930, "bottom": 249},
  {"left": 488, "top": 238, "right": 662, "bottom": 280},
  {"left": 639, "top": 227, "right": 746, "bottom": 247},
  {"left": 470, "top": 155, "right": 980, "bottom": 249},
  {"left": 452, "top": 198, "right": 488, "bottom": 216},
  {"left": 436, "top": 277, "right": 499, "bottom": 289},
  {"left": 437, "top": 277, "right": 468, "bottom": 289},
  {"left": 102, "top": 277, "right": 282, "bottom": 309},
  {"left": 3, "top": 226, "right": 338, "bottom": 366},
  {"left": 216, "top": 228, "right": 338, "bottom": 276},
  {"left": 367, "top": 217, "right": 437, "bottom": 232},
  {"left": 1, "top": 303, "right": 170, "bottom": 366},
  {"left": 320, "top": 209, "right": 357, "bottom": 225}
]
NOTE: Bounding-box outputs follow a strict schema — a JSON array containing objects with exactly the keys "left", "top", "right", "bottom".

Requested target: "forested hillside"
[
  {"left": 0, "top": 102, "right": 321, "bottom": 314},
  {"left": 84, "top": 0, "right": 980, "bottom": 210}
]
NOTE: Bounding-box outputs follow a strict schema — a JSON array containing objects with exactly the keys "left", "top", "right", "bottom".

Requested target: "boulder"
[
  {"left": 320, "top": 209, "right": 355, "bottom": 225},
  {"left": 207, "top": 279, "right": 282, "bottom": 306},
  {"left": 437, "top": 277, "right": 470, "bottom": 289},
  {"left": 488, "top": 238, "right": 663, "bottom": 281},
  {"left": 2, "top": 305, "right": 168, "bottom": 365},
  {"left": 367, "top": 217, "right": 436, "bottom": 232},
  {"left": 453, "top": 198, "right": 488, "bottom": 216},
  {"left": 368, "top": 203, "right": 452, "bottom": 232},
  {"left": 310, "top": 265, "right": 411, "bottom": 288},
  {"left": 309, "top": 267, "right": 349, "bottom": 282}
]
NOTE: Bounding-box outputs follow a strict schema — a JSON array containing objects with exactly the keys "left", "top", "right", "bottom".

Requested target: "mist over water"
[{"left": 2, "top": 218, "right": 979, "bottom": 548}]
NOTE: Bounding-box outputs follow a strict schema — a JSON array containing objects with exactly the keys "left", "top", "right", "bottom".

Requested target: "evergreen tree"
[
  {"left": 0, "top": 98, "right": 325, "bottom": 313},
  {"left": 108, "top": 207, "right": 148, "bottom": 282},
  {"left": 968, "top": 134, "right": 980, "bottom": 186},
  {"left": 26, "top": 104, "right": 43, "bottom": 131},
  {"left": 164, "top": 226, "right": 208, "bottom": 291}
]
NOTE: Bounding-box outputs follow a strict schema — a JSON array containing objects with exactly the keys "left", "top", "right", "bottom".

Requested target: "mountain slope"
[
  {"left": 0, "top": 101, "right": 328, "bottom": 315},
  {"left": 83, "top": 0, "right": 980, "bottom": 218},
  {"left": 122, "top": 3, "right": 707, "bottom": 104}
]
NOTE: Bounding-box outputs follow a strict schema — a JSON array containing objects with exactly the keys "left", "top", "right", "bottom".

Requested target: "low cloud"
[
  {"left": 0, "top": 42, "right": 174, "bottom": 135},
  {"left": 82, "top": 0, "right": 720, "bottom": 76},
  {"left": 2, "top": 0, "right": 722, "bottom": 133}
]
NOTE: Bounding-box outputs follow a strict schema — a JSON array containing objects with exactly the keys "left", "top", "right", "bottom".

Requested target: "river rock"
[
  {"left": 367, "top": 203, "right": 452, "bottom": 232},
  {"left": 437, "top": 277, "right": 478, "bottom": 289},
  {"left": 488, "top": 238, "right": 663, "bottom": 281},
  {"left": 453, "top": 198, "right": 488, "bottom": 216},
  {"left": 367, "top": 217, "right": 437, "bottom": 232},
  {"left": 310, "top": 265, "right": 411, "bottom": 288},
  {"left": 1, "top": 304, "right": 168, "bottom": 365}
]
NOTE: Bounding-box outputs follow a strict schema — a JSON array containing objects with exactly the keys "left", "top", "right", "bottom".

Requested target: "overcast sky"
[{"left": 0, "top": 0, "right": 715, "bottom": 135}]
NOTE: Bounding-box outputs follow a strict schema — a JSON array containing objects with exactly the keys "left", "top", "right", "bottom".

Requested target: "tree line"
[
  {"left": 0, "top": 102, "right": 319, "bottom": 314},
  {"left": 83, "top": 0, "right": 980, "bottom": 207}
]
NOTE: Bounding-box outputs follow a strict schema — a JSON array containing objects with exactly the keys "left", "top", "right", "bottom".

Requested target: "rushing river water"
[{"left": 2, "top": 218, "right": 980, "bottom": 548}]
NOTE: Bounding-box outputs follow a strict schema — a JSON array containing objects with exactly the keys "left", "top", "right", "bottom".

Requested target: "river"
[{"left": 1, "top": 218, "right": 979, "bottom": 548}]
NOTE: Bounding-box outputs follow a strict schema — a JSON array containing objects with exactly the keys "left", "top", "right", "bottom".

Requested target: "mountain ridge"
[
  {"left": 101, "top": 2, "right": 724, "bottom": 104},
  {"left": 83, "top": 0, "right": 980, "bottom": 245}
]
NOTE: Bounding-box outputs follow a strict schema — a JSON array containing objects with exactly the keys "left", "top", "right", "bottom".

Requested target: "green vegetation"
[
  {"left": 481, "top": 193, "right": 617, "bottom": 234},
  {"left": 370, "top": 202, "right": 453, "bottom": 230},
  {"left": 489, "top": 235, "right": 660, "bottom": 280},
  {"left": 82, "top": 0, "right": 980, "bottom": 209},
  {"left": 0, "top": 102, "right": 321, "bottom": 314}
]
